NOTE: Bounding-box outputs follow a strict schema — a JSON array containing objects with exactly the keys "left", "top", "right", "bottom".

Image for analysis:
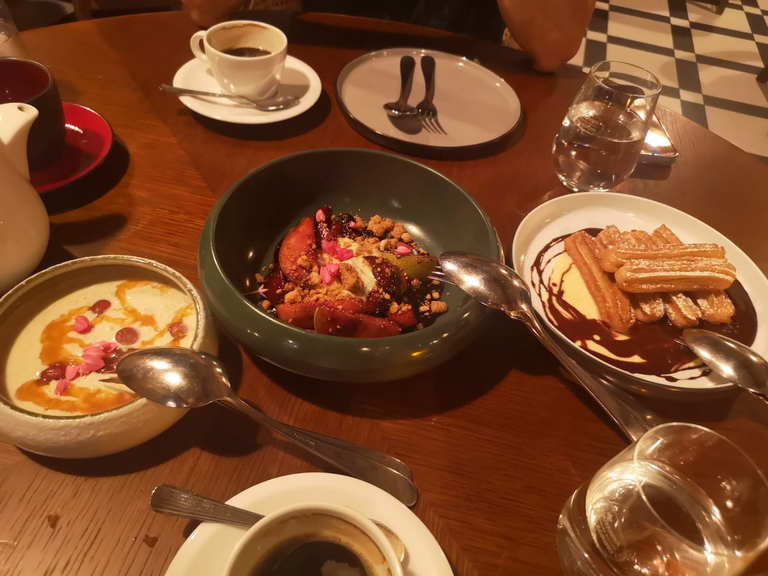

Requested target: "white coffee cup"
[
  {"left": 190, "top": 20, "right": 287, "bottom": 100},
  {"left": 224, "top": 502, "right": 404, "bottom": 576}
]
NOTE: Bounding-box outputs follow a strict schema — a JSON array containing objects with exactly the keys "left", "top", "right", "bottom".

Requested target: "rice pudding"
[{"left": 4, "top": 278, "right": 196, "bottom": 416}]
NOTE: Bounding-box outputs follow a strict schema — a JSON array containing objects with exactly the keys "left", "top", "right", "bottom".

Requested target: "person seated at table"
[{"left": 181, "top": 0, "right": 595, "bottom": 72}]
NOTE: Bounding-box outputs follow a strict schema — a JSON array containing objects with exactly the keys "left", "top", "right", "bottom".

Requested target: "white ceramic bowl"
[
  {"left": 0, "top": 255, "right": 218, "bottom": 458},
  {"left": 224, "top": 501, "right": 404, "bottom": 576}
]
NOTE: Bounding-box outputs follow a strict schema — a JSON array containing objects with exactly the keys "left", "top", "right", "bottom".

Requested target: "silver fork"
[
  {"left": 416, "top": 56, "right": 447, "bottom": 135},
  {"left": 427, "top": 264, "right": 451, "bottom": 285}
]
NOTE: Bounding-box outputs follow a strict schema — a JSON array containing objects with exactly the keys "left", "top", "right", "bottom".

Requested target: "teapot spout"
[{"left": 0, "top": 102, "right": 39, "bottom": 181}]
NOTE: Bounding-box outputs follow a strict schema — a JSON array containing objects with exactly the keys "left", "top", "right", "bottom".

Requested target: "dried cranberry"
[
  {"left": 40, "top": 363, "right": 66, "bottom": 382},
  {"left": 115, "top": 327, "right": 139, "bottom": 345},
  {"left": 169, "top": 322, "right": 188, "bottom": 339},
  {"left": 90, "top": 299, "right": 112, "bottom": 315}
]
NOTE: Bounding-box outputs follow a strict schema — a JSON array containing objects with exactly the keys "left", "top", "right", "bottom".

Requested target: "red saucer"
[{"left": 30, "top": 102, "right": 113, "bottom": 194}]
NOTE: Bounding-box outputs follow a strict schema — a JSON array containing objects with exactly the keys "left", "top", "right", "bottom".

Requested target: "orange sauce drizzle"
[
  {"left": 17, "top": 279, "right": 191, "bottom": 415},
  {"left": 16, "top": 379, "right": 138, "bottom": 414}
]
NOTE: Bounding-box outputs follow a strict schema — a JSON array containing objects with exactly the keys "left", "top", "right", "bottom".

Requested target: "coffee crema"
[
  {"left": 252, "top": 539, "right": 374, "bottom": 576},
  {"left": 222, "top": 47, "right": 272, "bottom": 57}
]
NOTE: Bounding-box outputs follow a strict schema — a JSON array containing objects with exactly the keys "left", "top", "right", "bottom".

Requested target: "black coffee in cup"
[
  {"left": 222, "top": 47, "right": 272, "bottom": 57},
  {"left": 252, "top": 538, "right": 374, "bottom": 576}
]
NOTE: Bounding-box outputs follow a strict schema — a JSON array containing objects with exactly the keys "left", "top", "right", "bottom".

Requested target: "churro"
[
  {"left": 692, "top": 290, "right": 735, "bottom": 324},
  {"left": 650, "top": 225, "right": 735, "bottom": 324},
  {"left": 564, "top": 231, "right": 635, "bottom": 333},
  {"left": 614, "top": 257, "right": 736, "bottom": 293},
  {"left": 600, "top": 244, "right": 726, "bottom": 273},
  {"left": 661, "top": 292, "right": 702, "bottom": 328}
]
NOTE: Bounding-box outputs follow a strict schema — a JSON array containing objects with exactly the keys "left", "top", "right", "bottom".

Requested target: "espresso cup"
[
  {"left": 0, "top": 58, "right": 65, "bottom": 172},
  {"left": 224, "top": 502, "right": 404, "bottom": 576},
  {"left": 190, "top": 20, "right": 287, "bottom": 100}
]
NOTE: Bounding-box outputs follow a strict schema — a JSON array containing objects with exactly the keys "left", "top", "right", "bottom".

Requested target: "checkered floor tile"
[{"left": 568, "top": 0, "right": 768, "bottom": 160}]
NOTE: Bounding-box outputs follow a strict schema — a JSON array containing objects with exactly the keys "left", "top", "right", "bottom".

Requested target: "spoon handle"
[
  {"left": 524, "top": 312, "right": 661, "bottom": 442},
  {"left": 282, "top": 427, "right": 413, "bottom": 480},
  {"left": 151, "top": 484, "right": 263, "bottom": 528},
  {"left": 220, "top": 396, "right": 419, "bottom": 507}
]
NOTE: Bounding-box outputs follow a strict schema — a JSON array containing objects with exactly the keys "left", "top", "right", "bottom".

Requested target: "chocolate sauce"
[{"left": 531, "top": 229, "right": 758, "bottom": 378}]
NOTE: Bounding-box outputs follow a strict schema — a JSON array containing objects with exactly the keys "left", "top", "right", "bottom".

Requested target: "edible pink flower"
[
  {"left": 395, "top": 242, "right": 413, "bottom": 256},
  {"left": 54, "top": 380, "right": 71, "bottom": 396},
  {"left": 73, "top": 315, "right": 93, "bottom": 334},
  {"left": 65, "top": 365, "right": 79, "bottom": 381},
  {"left": 336, "top": 247, "right": 354, "bottom": 261},
  {"left": 255, "top": 285, "right": 268, "bottom": 297},
  {"left": 319, "top": 263, "right": 340, "bottom": 285},
  {"left": 348, "top": 221, "right": 357, "bottom": 229},
  {"left": 315, "top": 209, "right": 326, "bottom": 223},
  {"left": 321, "top": 240, "right": 338, "bottom": 255}
]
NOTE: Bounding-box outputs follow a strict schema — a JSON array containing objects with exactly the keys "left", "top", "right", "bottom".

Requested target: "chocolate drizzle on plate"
[{"left": 531, "top": 228, "right": 758, "bottom": 379}]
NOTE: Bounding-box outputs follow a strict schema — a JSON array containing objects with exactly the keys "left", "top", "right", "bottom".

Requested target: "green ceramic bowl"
[{"left": 199, "top": 149, "right": 502, "bottom": 382}]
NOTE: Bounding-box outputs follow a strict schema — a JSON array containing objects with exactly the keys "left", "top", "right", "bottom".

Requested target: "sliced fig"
[
  {"left": 314, "top": 307, "right": 360, "bottom": 336},
  {"left": 262, "top": 268, "right": 287, "bottom": 304},
  {"left": 364, "top": 256, "right": 406, "bottom": 297},
  {"left": 364, "top": 290, "right": 389, "bottom": 317},
  {"left": 354, "top": 315, "right": 402, "bottom": 338},
  {"left": 279, "top": 217, "right": 318, "bottom": 284},
  {"left": 378, "top": 253, "right": 437, "bottom": 281},
  {"left": 275, "top": 302, "right": 318, "bottom": 329},
  {"left": 388, "top": 308, "right": 416, "bottom": 328}
]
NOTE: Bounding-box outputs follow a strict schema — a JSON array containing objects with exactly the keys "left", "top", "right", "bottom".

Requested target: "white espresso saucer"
[
  {"left": 172, "top": 56, "right": 322, "bottom": 124},
  {"left": 165, "top": 473, "right": 452, "bottom": 576}
]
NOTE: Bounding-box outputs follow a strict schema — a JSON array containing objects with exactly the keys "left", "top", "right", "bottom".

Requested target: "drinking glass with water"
[
  {"left": 553, "top": 61, "right": 661, "bottom": 192},
  {"left": 557, "top": 423, "right": 768, "bottom": 575},
  {"left": 0, "top": 0, "right": 25, "bottom": 58}
]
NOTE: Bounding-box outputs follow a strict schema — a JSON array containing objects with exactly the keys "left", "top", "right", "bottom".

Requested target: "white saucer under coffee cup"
[
  {"left": 190, "top": 20, "right": 287, "bottom": 100},
  {"left": 224, "top": 501, "right": 404, "bottom": 576}
]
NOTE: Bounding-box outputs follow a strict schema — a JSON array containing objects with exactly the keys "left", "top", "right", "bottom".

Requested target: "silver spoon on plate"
[
  {"left": 150, "top": 484, "right": 406, "bottom": 562},
  {"left": 432, "top": 251, "right": 662, "bottom": 442},
  {"left": 683, "top": 329, "right": 768, "bottom": 398},
  {"left": 111, "top": 347, "right": 418, "bottom": 507}
]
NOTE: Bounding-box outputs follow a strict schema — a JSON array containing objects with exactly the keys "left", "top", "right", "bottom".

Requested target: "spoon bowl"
[{"left": 683, "top": 329, "right": 768, "bottom": 396}]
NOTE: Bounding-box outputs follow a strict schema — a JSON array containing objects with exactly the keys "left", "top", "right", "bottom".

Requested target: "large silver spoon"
[
  {"left": 115, "top": 348, "right": 418, "bottom": 506},
  {"left": 435, "top": 252, "right": 662, "bottom": 442},
  {"left": 683, "top": 329, "right": 768, "bottom": 398},
  {"left": 150, "top": 484, "right": 406, "bottom": 562}
]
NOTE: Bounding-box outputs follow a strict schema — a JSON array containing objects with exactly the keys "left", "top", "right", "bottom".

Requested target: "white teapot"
[{"left": 0, "top": 102, "right": 50, "bottom": 293}]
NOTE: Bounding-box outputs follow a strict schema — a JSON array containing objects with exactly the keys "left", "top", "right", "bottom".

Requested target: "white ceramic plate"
[
  {"left": 336, "top": 48, "right": 522, "bottom": 152},
  {"left": 172, "top": 56, "right": 322, "bottom": 124},
  {"left": 165, "top": 473, "right": 453, "bottom": 576},
  {"left": 510, "top": 193, "right": 768, "bottom": 392}
]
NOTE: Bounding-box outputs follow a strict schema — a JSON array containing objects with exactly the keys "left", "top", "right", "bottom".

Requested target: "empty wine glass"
[
  {"left": 557, "top": 423, "right": 768, "bottom": 575},
  {"left": 553, "top": 61, "right": 661, "bottom": 192},
  {"left": 0, "top": 1, "right": 26, "bottom": 58}
]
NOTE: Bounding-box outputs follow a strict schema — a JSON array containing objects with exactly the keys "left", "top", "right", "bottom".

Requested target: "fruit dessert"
[
  {"left": 4, "top": 279, "right": 196, "bottom": 416},
  {"left": 245, "top": 207, "right": 446, "bottom": 338},
  {"left": 531, "top": 224, "right": 756, "bottom": 378}
]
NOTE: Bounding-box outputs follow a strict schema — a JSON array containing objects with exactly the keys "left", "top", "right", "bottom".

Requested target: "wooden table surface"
[{"left": 3, "top": 11, "right": 768, "bottom": 576}]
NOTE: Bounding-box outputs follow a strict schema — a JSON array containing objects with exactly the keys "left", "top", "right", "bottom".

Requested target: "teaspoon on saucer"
[
  {"left": 150, "top": 484, "right": 406, "bottom": 562},
  {"left": 111, "top": 347, "right": 418, "bottom": 507},
  {"left": 160, "top": 84, "right": 300, "bottom": 111}
]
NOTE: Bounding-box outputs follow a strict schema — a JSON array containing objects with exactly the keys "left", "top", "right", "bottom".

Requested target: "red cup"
[{"left": 0, "top": 57, "right": 65, "bottom": 172}]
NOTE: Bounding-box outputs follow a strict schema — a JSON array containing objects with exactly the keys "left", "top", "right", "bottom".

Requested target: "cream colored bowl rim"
[{"left": 0, "top": 255, "right": 208, "bottom": 421}]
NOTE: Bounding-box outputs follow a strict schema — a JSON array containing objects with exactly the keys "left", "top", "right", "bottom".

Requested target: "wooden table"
[{"left": 3, "top": 11, "right": 768, "bottom": 576}]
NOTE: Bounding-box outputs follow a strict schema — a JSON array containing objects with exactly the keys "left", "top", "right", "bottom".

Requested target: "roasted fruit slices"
[{"left": 244, "top": 207, "right": 447, "bottom": 338}]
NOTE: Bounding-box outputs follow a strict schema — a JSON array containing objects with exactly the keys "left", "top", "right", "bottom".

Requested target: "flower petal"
[
  {"left": 395, "top": 243, "right": 413, "bottom": 256},
  {"left": 321, "top": 240, "right": 338, "bottom": 255},
  {"left": 336, "top": 247, "right": 354, "bottom": 261},
  {"left": 315, "top": 209, "right": 326, "bottom": 223},
  {"left": 65, "top": 365, "right": 79, "bottom": 381},
  {"left": 54, "top": 380, "right": 71, "bottom": 396},
  {"left": 73, "top": 315, "right": 93, "bottom": 334},
  {"left": 348, "top": 221, "right": 357, "bottom": 229},
  {"left": 319, "top": 266, "right": 333, "bottom": 285},
  {"left": 326, "top": 262, "right": 340, "bottom": 276}
]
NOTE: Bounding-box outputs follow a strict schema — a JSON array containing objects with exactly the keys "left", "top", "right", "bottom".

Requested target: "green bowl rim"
[{"left": 202, "top": 147, "right": 503, "bottom": 342}]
